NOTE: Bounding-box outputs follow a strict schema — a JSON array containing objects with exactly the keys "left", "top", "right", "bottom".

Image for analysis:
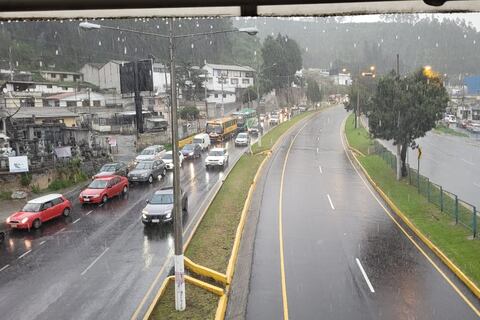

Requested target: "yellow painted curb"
[
  {"left": 215, "top": 294, "right": 228, "bottom": 320},
  {"left": 343, "top": 117, "right": 480, "bottom": 301},
  {"left": 185, "top": 275, "right": 224, "bottom": 297},
  {"left": 184, "top": 256, "right": 228, "bottom": 285},
  {"left": 142, "top": 276, "right": 174, "bottom": 320},
  {"left": 349, "top": 146, "right": 366, "bottom": 157}
]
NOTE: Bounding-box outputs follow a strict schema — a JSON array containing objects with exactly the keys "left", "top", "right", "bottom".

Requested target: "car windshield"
[
  {"left": 150, "top": 193, "right": 174, "bottom": 205},
  {"left": 22, "top": 203, "right": 42, "bottom": 212},
  {"left": 135, "top": 162, "right": 153, "bottom": 170},
  {"left": 193, "top": 138, "right": 203, "bottom": 144},
  {"left": 238, "top": 133, "right": 248, "bottom": 138},
  {"left": 163, "top": 153, "right": 172, "bottom": 159},
  {"left": 88, "top": 180, "right": 108, "bottom": 189},
  {"left": 206, "top": 124, "right": 223, "bottom": 134},
  {"left": 183, "top": 144, "right": 194, "bottom": 150},
  {"left": 100, "top": 164, "right": 117, "bottom": 172},
  {"left": 209, "top": 150, "right": 224, "bottom": 156},
  {"left": 140, "top": 149, "right": 155, "bottom": 155}
]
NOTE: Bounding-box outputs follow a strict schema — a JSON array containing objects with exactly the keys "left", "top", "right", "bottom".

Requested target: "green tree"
[
  {"left": 260, "top": 34, "right": 303, "bottom": 93},
  {"left": 368, "top": 68, "right": 449, "bottom": 178},
  {"left": 179, "top": 106, "right": 200, "bottom": 120},
  {"left": 306, "top": 78, "right": 322, "bottom": 105},
  {"left": 241, "top": 86, "right": 258, "bottom": 105}
]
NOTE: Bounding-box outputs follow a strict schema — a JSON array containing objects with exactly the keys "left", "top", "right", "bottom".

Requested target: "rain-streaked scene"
[{"left": 0, "top": 12, "right": 480, "bottom": 320}]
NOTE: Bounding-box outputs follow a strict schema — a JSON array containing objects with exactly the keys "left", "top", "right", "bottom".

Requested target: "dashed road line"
[
  {"left": 73, "top": 218, "right": 81, "bottom": 224},
  {"left": 356, "top": 258, "right": 375, "bottom": 293},
  {"left": 17, "top": 250, "right": 32, "bottom": 260},
  {"left": 316, "top": 147, "right": 319, "bottom": 154},
  {"left": 319, "top": 165, "right": 323, "bottom": 174},
  {"left": 39, "top": 240, "right": 46, "bottom": 246},
  {"left": 85, "top": 210, "right": 93, "bottom": 216},
  {"left": 59, "top": 227, "right": 66, "bottom": 232},
  {"left": 462, "top": 158, "right": 475, "bottom": 166},
  {"left": 327, "top": 194, "right": 335, "bottom": 210},
  {"left": 81, "top": 247, "right": 109, "bottom": 276},
  {"left": 0, "top": 264, "right": 10, "bottom": 272}
]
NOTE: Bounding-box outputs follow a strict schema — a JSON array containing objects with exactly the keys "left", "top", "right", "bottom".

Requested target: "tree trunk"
[
  {"left": 396, "top": 144, "right": 401, "bottom": 180},
  {"left": 400, "top": 142, "right": 409, "bottom": 177}
]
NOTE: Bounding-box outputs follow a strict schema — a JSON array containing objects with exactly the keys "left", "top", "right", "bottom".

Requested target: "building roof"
[
  {"left": 12, "top": 107, "right": 79, "bottom": 119},
  {"left": 40, "top": 70, "right": 83, "bottom": 75},
  {"left": 45, "top": 92, "right": 78, "bottom": 100},
  {"left": 84, "top": 63, "right": 104, "bottom": 69},
  {"left": 203, "top": 63, "right": 255, "bottom": 73}
]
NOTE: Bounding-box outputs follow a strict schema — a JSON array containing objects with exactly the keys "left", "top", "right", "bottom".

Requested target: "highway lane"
[
  {"left": 376, "top": 125, "right": 480, "bottom": 209},
  {"left": 247, "top": 106, "right": 480, "bottom": 319},
  {"left": 0, "top": 132, "right": 257, "bottom": 320}
]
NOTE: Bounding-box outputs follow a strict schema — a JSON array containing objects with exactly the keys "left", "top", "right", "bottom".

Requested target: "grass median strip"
[
  {"left": 148, "top": 111, "right": 316, "bottom": 319},
  {"left": 434, "top": 124, "right": 469, "bottom": 137},
  {"left": 345, "top": 113, "right": 480, "bottom": 289}
]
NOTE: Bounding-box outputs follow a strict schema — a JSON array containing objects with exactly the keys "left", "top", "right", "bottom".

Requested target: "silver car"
[
  {"left": 141, "top": 187, "right": 188, "bottom": 225},
  {"left": 128, "top": 160, "right": 166, "bottom": 183}
]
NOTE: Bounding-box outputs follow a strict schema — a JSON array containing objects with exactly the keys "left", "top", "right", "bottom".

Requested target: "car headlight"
[
  {"left": 142, "top": 173, "right": 149, "bottom": 177},
  {"left": 6, "top": 217, "right": 11, "bottom": 223},
  {"left": 189, "top": 152, "right": 194, "bottom": 156},
  {"left": 21, "top": 217, "right": 29, "bottom": 224},
  {"left": 142, "top": 212, "right": 148, "bottom": 219},
  {"left": 165, "top": 210, "right": 172, "bottom": 218}
]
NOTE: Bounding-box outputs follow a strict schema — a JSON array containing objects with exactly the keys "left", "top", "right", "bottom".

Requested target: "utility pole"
[
  {"left": 355, "top": 79, "right": 359, "bottom": 129},
  {"left": 169, "top": 20, "right": 186, "bottom": 312},
  {"left": 133, "top": 61, "right": 144, "bottom": 134},
  {"left": 221, "top": 74, "right": 225, "bottom": 117},
  {"left": 204, "top": 75, "right": 209, "bottom": 120},
  {"left": 396, "top": 53, "right": 402, "bottom": 180}
]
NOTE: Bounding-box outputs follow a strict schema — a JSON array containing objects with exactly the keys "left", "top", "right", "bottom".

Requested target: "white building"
[
  {"left": 333, "top": 73, "right": 353, "bottom": 86},
  {"left": 44, "top": 91, "right": 107, "bottom": 108},
  {"left": 39, "top": 70, "right": 83, "bottom": 83},
  {"left": 152, "top": 63, "right": 170, "bottom": 95},
  {"left": 202, "top": 63, "right": 255, "bottom": 104}
]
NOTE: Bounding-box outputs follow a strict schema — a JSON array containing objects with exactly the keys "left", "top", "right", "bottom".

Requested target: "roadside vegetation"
[
  {"left": 345, "top": 113, "right": 480, "bottom": 288},
  {"left": 149, "top": 110, "right": 317, "bottom": 319},
  {"left": 434, "top": 124, "right": 469, "bottom": 137}
]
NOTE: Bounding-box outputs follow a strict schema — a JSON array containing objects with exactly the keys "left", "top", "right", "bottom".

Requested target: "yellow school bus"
[{"left": 206, "top": 117, "right": 238, "bottom": 143}]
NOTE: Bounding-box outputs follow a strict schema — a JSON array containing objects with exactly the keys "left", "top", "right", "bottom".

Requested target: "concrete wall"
[
  {"left": 80, "top": 64, "right": 100, "bottom": 87},
  {"left": 99, "top": 62, "right": 121, "bottom": 92}
]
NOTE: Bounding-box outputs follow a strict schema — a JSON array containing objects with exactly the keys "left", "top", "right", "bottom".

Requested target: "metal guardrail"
[{"left": 371, "top": 140, "right": 478, "bottom": 238}]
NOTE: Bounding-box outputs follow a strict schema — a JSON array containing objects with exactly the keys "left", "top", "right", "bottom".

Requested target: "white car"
[
  {"left": 192, "top": 133, "right": 211, "bottom": 151},
  {"left": 235, "top": 132, "right": 250, "bottom": 146},
  {"left": 269, "top": 116, "right": 279, "bottom": 125},
  {"left": 444, "top": 114, "right": 457, "bottom": 124},
  {"left": 135, "top": 145, "right": 166, "bottom": 165},
  {"left": 205, "top": 148, "right": 229, "bottom": 170},
  {"left": 162, "top": 151, "right": 184, "bottom": 170}
]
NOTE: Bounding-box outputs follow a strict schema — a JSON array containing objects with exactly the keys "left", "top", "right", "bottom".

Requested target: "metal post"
[
  {"left": 134, "top": 61, "right": 144, "bottom": 134},
  {"left": 221, "top": 76, "right": 224, "bottom": 117},
  {"left": 417, "top": 156, "right": 420, "bottom": 192},
  {"left": 355, "top": 79, "right": 359, "bottom": 129},
  {"left": 440, "top": 186, "right": 444, "bottom": 212},
  {"left": 427, "top": 179, "right": 430, "bottom": 202},
  {"left": 169, "top": 20, "right": 186, "bottom": 311},
  {"left": 455, "top": 195, "right": 459, "bottom": 224},
  {"left": 473, "top": 206, "right": 477, "bottom": 238},
  {"left": 204, "top": 77, "right": 209, "bottom": 120}
]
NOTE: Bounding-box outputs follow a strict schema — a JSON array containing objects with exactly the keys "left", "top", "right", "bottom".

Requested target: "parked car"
[
  {"left": 141, "top": 187, "right": 188, "bottom": 225},
  {"left": 444, "top": 114, "right": 457, "bottom": 124},
  {"left": 269, "top": 115, "right": 280, "bottom": 126},
  {"left": 205, "top": 147, "right": 229, "bottom": 170},
  {"left": 468, "top": 122, "right": 480, "bottom": 133},
  {"left": 79, "top": 175, "right": 128, "bottom": 204},
  {"left": 259, "top": 114, "right": 266, "bottom": 122},
  {"left": 6, "top": 194, "right": 72, "bottom": 230},
  {"left": 134, "top": 145, "right": 166, "bottom": 165},
  {"left": 93, "top": 162, "right": 128, "bottom": 179},
  {"left": 128, "top": 160, "right": 166, "bottom": 183},
  {"left": 162, "top": 151, "right": 184, "bottom": 170},
  {"left": 235, "top": 132, "right": 250, "bottom": 146},
  {"left": 192, "top": 133, "right": 211, "bottom": 151},
  {"left": 181, "top": 143, "right": 202, "bottom": 160}
]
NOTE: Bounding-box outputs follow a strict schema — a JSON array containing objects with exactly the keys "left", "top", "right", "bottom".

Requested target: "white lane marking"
[
  {"left": 0, "top": 264, "right": 10, "bottom": 272},
  {"left": 81, "top": 247, "right": 109, "bottom": 276},
  {"left": 316, "top": 147, "right": 319, "bottom": 154},
  {"left": 461, "top": 158, "right": 475, "bottom": 166},
  {"left": 17, "top": 250, "right": 32, "bottom": 260},
  {"left": 319, "top": 165, "right": 323, "bottom": 174},
  {"left": 59, "top": 227, "right": 66, "bottom": 232},
  {"left": 85, "top": 210, "right": 93, "bottom": 216},
  {"left": 474, "top": 182, "right": 480, "bottom": 188},
  {"left": 327, "top": 194, "right": 335, "bottom": 210},
  {"left": 99, "top": 203, "right": 104, "bottom": 207},
  {"left": 356, "top": 258, "right": 375, "bottom": 293},
  {"left": 73, "top": 218, "right": 81, "bottom": 224},
  {"left": 39, "top": 240, "right": 46, "bottom": 246},
  {"left": 317, "top": 137, "right": 320, "bottom": 141}
]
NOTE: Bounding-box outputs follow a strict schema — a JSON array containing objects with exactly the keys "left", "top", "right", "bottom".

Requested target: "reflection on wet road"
[
  {"left": 247, "top": 107, "right": 480, "bottom": 320},
  {"left": 0, "top": 132, "right": 260, "bottom": 320}
]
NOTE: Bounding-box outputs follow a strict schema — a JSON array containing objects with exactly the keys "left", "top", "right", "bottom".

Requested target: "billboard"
[
  {"left": 8, "top": 156, "right": 29, "bottom": 173},
  {"left": 120, "top": 60, "right": 154, "bottom": 94}
]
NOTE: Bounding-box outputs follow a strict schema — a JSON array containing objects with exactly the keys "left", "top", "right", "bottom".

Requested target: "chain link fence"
[{"left": 370, "top": 140, "right": 478, "bottom": 238}]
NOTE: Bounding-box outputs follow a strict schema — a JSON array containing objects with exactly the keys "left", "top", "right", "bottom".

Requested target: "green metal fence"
[{"left": 371, "top": 140, "right": 478, "bottom": 238}]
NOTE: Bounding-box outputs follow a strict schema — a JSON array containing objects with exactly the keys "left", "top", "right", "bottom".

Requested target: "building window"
[
  {"left": 73, "top": 75, "right": 80, "bottom": 81},
  {"left": 231, "top": 71, "right": 240, "bottom": 77},
  {"left": 66, "top": 101, "right": 76, "bottom": 107},
  {"left": 231, "top": 78, "right": 239, "bottom": 85},
  {"left": 242, "top": 79, "right": 250, "bottom": 85},
  {"left": 61, "top": 74, "right": 66, "bottom": 80},
  {"left": 222, "top": 93, "right": 226, "bottom": 98},
  {"left": 245, "top": 72, "right": 254, "bottom": 78},
  {"left": 93, "top": 100, "right": 101, "bottom": 107},
  {"left": 47, "top": 84, "right": 53, "bottom": 88},
  {"left": 63, "top": 87, "right": 68, "bottom": 90},
  {"left": 51, "top": 73, "right": 56, "bottom": 78},
  {"left": 217, "top": 78, "right": 227, "bottom": 84},
  {"left": 214, "top": 94, "right": 218, "bottom": 98}
]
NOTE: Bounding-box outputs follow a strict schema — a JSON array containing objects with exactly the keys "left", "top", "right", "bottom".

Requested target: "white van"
[{"left": 192, "top": 133, "right": 211, "bottom": 151}]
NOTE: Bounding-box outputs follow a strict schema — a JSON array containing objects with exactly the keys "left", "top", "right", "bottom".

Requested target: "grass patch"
[
  {"left": 434, "top": 124, "right": 468, "bottom": 137},
  {"left": 345, "top": 113, "right": 480, "bottom": 288},
  {"left": 0, "top": 191, "right": 11, "bottom": 200},
  {"left": 150, "top": 109, "right": 318, "bottom": 319},
  {"left": 344, "top": 115, "right": 374, "bottom": 155},
  {"left": 150, "top": 282, "right": 218, "bottom": 320},
  {"left": 252, "top": 111, "right": 315, "bottom": 154}
]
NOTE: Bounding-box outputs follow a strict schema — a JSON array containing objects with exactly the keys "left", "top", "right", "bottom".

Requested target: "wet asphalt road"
[
  {"left": 379, "top": 130, "right": 480, "bottom": 209},
  {"left": 247, "top": 106, "right": 480, "bottom": 319},
  {"left": 0, "top": 134, "right": 258, "bottom": 320}
]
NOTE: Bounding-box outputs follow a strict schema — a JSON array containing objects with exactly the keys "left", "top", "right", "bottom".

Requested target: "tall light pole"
[{"left": 79, "top": 20, "right": 257, "bottom": 312}]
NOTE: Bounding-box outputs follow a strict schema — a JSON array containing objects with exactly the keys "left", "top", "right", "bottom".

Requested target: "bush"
[
  {"left": 48, "top": 179, "right": 71, "bottom": 191},
  {"left": 31, "top": 184, "right": 41, "bottom": 194},
  {"left": 20, "top": 173, "right": 32, "bottom": 186}
]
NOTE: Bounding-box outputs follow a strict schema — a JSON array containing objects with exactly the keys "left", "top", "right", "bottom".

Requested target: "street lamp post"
[{"left": 79, "top": 20, "right": 257, "bottom": 312}]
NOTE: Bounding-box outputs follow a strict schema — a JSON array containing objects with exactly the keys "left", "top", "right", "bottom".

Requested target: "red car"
[
  {"left": 79, "top": 175, "right": 128, "bottom": 204},
  {"left": 6, "top": 194, "right": 72, "bottom": 230}
]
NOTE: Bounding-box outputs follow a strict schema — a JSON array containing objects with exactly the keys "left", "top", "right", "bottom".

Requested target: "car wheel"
[
  {"left": 183, "top": 198, "right": 188, "bottom": 212},
  {"left": 102, "top": 195, "right": 108, "bottom": 203},
  {"left": 148, "top": 175, "right": 153, "bottom": 184},
  {"left": 122, "top": 186, "right": 128, "bottom": 194},
  {"left": 33, "top": 219, "right": 42, "bottom": 229},
  {"left": 63, "top": 207, "right": 71, "bottom": 217},
  {"left": 0, "top": 232, "right": 5, "bottom": 243},
  {"left": 162, "top": 168, "right": 166, "bottom": 177}
]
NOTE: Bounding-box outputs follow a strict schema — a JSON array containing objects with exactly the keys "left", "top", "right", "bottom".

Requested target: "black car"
[
  {"left": 181, "top": 144, "right": 202, "bottom": 160},
  {"left": 142, "top": 187, "right": 188, "bottom": 225},
  {"left": 93, "top": 162, "right": 129, "bottom": 179}
]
